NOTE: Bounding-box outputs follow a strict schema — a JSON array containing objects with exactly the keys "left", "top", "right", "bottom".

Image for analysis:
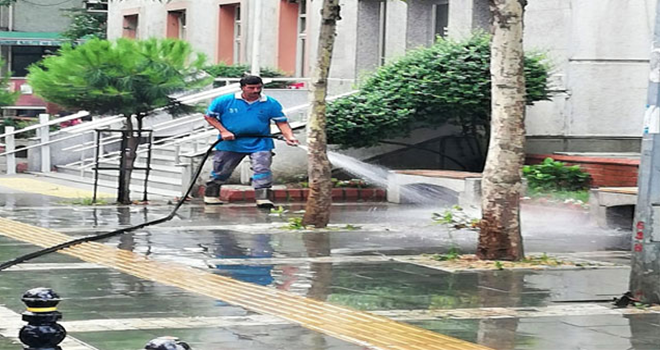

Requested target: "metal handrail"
[
  {"left": 59, "top": 83, "right": 244, "bottom": 153},
  {"left": 75, "top": 127, "right": 216, "bottom": 170},
  {"left": 0, "top": 111, "right": 90, "bottom": 139},
  {"left": 0, "top": 82, "right": 244, "bottom": 174},
  {"left": 62, "top": 112, "right": 206, "bottom": 153},
  {"left": 16, "top": 87, "right": 357, "bottom": 177}
]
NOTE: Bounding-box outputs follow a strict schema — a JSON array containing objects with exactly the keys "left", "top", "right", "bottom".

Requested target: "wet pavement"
[{"left": 0, "top": 178, "right": 652, "bottom": 350}]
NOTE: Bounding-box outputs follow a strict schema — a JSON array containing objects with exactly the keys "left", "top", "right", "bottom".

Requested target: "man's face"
[{"left": 241, "top": 83, "right": 263, "bottom": 101}]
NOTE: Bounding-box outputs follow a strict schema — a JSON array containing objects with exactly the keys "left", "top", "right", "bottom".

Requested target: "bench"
[{"left": 589, "top": 187, "right": 637, "bottom": 229}]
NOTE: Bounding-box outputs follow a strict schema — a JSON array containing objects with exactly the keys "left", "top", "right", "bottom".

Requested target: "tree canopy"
[
  {"left": 27, "top": 38, "right": 209, "bottom": 117},
  {"left": 326, "top": 34, "right": 551, "bottom": 149},
  {"left": 0, "top": 58, "right": 18, "bottom": 107},
  {"left": 61, "top": 8, "right": 107, "bottom": 41}
]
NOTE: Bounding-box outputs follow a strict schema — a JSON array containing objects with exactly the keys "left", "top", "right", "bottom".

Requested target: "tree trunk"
[
  {"left": 302, "top": 0, "right": 341, "bottom": 228},
  {"left": 477, "top": 0, "right": 527, "bottom": 261},
  {"left": 117, "top": 116, "right": 139, "bottom": 204}
]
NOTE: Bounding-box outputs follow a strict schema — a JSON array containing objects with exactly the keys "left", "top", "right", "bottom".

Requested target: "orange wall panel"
[
  {"left": 277, "top": 0, "right": 298, "bottom": 75},
  {"left": 217, "top": 5, "right": 236, "bottom": 64},
  {"left": 166, "top": 12, "right": 180, "bottom": 38}
]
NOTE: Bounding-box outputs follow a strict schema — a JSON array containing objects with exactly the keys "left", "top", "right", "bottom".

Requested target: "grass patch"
[
  {"left": 429, "top": 247, "right": 461, "bottom": 261},
  {"left": 59, "top": 198, "right": 109, "bottom": 205},
  {"left": 281, "top": 217, "right": 308, "bottom": 230},
  {"left": 521, "top": 252, "right": 565, "bottom": 266},
  {"left": 417, "top": 252, "right": 587, "bottom": 271}
]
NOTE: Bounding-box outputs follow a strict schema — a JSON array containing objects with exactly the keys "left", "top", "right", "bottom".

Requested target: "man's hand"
[
  {"left": 285, "top": 137, "right": 300, "bottom": 146},
  {"left": 204, "top": 115, "right": 235, "bottom": 140},
  {"left": 220, "top": 130, "right": 235, "bottom": 141}
]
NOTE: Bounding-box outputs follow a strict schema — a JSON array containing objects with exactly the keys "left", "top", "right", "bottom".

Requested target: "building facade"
[
  {"left": 107, "top": 0, "right": 450, "bottom": 93},
  {"left": 0, "top": 0, "right": 105, "bottom": 117},
  {"left": 106, "top": 0, "right": 654, "bottom": 155}
]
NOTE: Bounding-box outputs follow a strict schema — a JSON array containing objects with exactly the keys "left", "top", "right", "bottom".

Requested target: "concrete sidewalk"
[{"left": 0, "top": 174, "right": 651, "bottom": 350}]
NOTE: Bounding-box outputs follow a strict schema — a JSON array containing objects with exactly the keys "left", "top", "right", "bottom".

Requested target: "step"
[
  {"left": 56, "top": 165, "right": 184, "bottom": 193},
  {"left": 60, "top": 160, "right": 184, "bottom": 178},
  {"left": 136, "top": 153, "right": 178, "bottom": 167},
  {"left": 149, "top": 143, "right": 214, "bottom": 158}
]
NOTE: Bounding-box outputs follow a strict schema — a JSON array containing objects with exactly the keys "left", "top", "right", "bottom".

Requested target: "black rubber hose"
[{"left": 0, "top": 134, "right": 284, "bottom": 272}]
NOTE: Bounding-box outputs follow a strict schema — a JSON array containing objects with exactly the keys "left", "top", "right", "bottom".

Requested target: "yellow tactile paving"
[
  {"left": 0, "top": 217, "right": 492, "bottom": 350},
  {"left": 0, "top": 177, "right": 113, "bottom": 199}
]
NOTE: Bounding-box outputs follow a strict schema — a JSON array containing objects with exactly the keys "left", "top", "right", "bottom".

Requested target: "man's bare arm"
[
  {"left": 205, "top": 115, "right": 235, "bottom": 140},
  {"left": 275, "top": 121, "right": 299, "bottom": 146}
]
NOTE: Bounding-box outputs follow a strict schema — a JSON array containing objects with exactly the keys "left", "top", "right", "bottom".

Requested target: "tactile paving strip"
[
  {"left": 0, "top": 217, "right": 492, "bottom": 350},
  {"left": 0, "top": 178, "right": 113, "bottom": 199}
]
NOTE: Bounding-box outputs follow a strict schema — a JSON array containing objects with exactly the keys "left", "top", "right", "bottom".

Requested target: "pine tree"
[
  {"left": 28, "top": 38, "right": 210, "bottom": 204},
  {"left": 0, "top": 58, "right": 18, "bottom": 107}
]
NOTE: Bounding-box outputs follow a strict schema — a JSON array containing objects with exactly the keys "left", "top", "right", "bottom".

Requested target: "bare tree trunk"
[
  {"left": 477, "top": 0, "right": 527, "bottom": 261},
  {"left": 117, "top": 116, "right": 139, "bottom": 204},
  {"left": 302, "top": 0, "right": 341, "bottom": 228}
]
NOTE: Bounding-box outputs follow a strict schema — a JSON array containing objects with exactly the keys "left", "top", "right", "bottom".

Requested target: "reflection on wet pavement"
[{"left": 0, "top": 195, "right": 646, "bottom": 350}]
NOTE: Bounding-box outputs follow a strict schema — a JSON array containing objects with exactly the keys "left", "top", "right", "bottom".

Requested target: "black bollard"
[
  {"left": 18, "top": 288, "right": 66, "bottom": 350},
  {"left": 145, "top": 336, "right": 192, "bottom": 350}
]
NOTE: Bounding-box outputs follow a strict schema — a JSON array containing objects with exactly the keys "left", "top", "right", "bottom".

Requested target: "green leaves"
[
  {"left": 60, "top": 7, "right": 107, "bottom": 41},
  {"left": 326, "top": 33, "right": 551, "bottom": 149},
  {"left": 522, "top": 157, "right": 591, "bottom": 191},
  {"left": 27, "top": 38, "right": 210, "bottom": 117},
  {"left": 0, "top": 57, "right": 18, "bottom": 107}
]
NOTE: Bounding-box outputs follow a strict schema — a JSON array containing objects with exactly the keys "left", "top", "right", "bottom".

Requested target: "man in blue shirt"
[{"left": 204, "top": 75, "right": 299, "bottom": 208}]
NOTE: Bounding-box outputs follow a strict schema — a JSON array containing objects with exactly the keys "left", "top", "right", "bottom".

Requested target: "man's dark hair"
[{"left": 240, "top": 75, "right": 263, "bottom": 87}]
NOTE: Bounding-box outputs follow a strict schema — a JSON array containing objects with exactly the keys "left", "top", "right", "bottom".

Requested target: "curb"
[{"left": 214, "top": 187, "right": 387, "bottom": 203}]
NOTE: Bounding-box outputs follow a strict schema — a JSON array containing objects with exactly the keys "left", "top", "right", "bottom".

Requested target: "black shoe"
[
  {"left": 254, "top": 188, "right": 274, "bottom": 208},
  {"left": 204, "top": 197, "right": 225, "bottom": 205},
  {"left": 205, "top": 182, "right": 220, "bottom": 197},
  {"left": 256, "top": 199, "right": 274, "bottom": 209}
]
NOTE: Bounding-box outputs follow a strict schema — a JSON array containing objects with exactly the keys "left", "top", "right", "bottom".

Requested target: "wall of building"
[
  {"left": 526, "top": 0, "right": 654, "bottom": 153},
  {"left": 447, "top": 0, "right": 653, "bottom": 154},
  {"left": 405, "top": 1, "right": 437, "bottom": 49},
  {"left": 12, "top": 0, "right": 81, "bottom": 32},
  {"left": 105, "top": 0, "right": 658, "bottom": 159},
  {"left": 108, "top": 0, "right": 284, "bottom": 70}
]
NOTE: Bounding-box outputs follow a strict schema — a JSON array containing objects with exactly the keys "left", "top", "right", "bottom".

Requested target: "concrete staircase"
[{"left": 52, "top": 141, "right": 212, "bottom": 200}]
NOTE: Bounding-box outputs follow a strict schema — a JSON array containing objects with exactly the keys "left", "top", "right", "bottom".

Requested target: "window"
[
  {"left": 233, "top": 5, "right": 241, "bottom": 63},
  {"left": 167, "top": 10, "right": 186, "bottom": 39},
  {"left": 432, "top": 1, "right": 449, "bottom": 39},
  {"left": 123, "top": 14, "right": 138, "bottom": 39},
  {"left": 218, "top": 3, "right": 239, "bottom": 64},
  {"left": 11, "top": 46, "right": 53, "bottom": 77},
  {"left": 295, "top": 0, "right": 307, "bottom": 76},
  {"left": 85, "top": 0, "right": 108, "bottom": 13},
  {"left": 378, "top": 1, "right": 387, "bottom": 66}
]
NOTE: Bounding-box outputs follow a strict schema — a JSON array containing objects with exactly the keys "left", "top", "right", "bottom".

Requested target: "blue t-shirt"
[{"left": 206, "top": 92, "right": 287, "bottom": 152}]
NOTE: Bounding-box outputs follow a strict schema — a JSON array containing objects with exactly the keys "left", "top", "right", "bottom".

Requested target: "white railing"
[
  {"left": 53, "top": 81, "right": 255, "bottom": 169},
  {"left": 0, "top": 82, "right": 243, "bottom": 175},
  {"left": 0, "top": 111, "right": 91, "bottom": 175},
  {"left": 67, "top": 88, "right": 354, "bottom": 173}
]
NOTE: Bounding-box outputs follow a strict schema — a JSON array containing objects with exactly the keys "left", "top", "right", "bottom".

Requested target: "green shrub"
[
  {"left": 522, "top": 157, "right": 591, "bottom": 191},
  {"left": 203, "top": 63, "right": 291, "bottom": 88},
  {"left": 326, "top": 33, "right": 551, "bottom": 149}
]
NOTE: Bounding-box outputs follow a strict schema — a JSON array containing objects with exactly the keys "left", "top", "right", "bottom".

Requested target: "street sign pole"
[{"left": 630, "top": 0, "right": 660, "bottom": 304}]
